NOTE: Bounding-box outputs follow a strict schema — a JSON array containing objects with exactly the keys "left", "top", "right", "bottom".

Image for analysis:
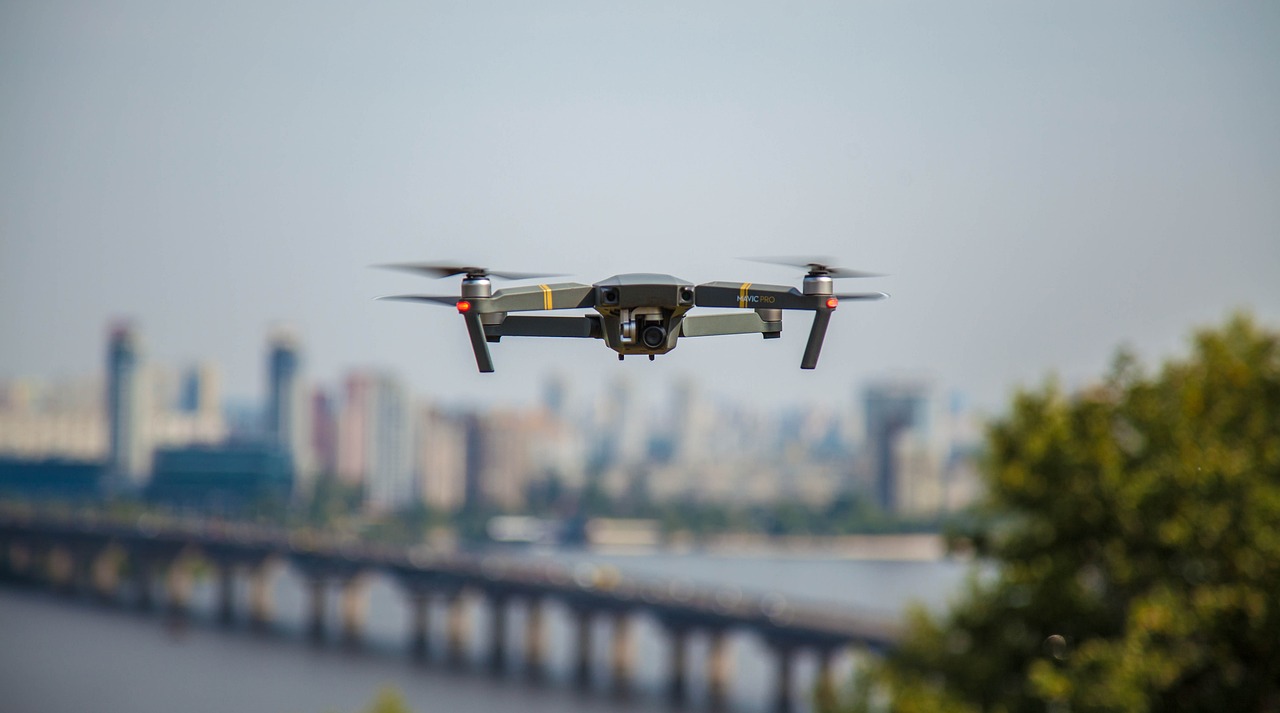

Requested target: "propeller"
[
  {"left": 376, "top": 294, "right": 461, "bottom": 306},
  {"left": 742, "top": 256, "right": 883, "bottom": 279},
  {"left": 833, "top": 291, "right": 890, "bottom": 300},
  {"left": 375, "top": 261, "right": 562, "bottom": 281}
]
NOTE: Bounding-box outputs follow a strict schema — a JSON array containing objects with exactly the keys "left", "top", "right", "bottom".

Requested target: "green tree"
[
  {"left": 361, "top": 686, "right": 415, "bottom": 713},
  {"left": 841, "top": 313, "right": 1280, "bottom": 713}
]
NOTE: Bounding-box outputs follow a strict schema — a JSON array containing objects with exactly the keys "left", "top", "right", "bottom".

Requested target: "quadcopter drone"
[{"left": 378, "top": 257, "right": 887, "bottom": 372}]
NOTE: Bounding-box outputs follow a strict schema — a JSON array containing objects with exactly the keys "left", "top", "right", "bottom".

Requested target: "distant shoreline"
[{"left": 590, "top": 532, "right": 954, "bottom": 562}]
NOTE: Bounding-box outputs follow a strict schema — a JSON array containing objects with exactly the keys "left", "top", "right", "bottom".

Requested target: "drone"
[{"left": 378, "top": 257, "right": 887, "bottom": 372}]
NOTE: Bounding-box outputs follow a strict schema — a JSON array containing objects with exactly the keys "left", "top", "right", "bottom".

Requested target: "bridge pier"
[
  {"left": 770, "top": 643, "right": 797, "bottom": 713},
  {"left": 339, "top": 575, "right": 370, "bottom": 647},
  {"left": 814, "top": 646, "right": 839, "bottom": 712},
  {"left": 8, "top": 542, "right": 40, "bottom": 584},
  {"left": 248, "top": 561, "right": 277, "bottom": 630},
  {"left": 665, "top": 624, "right": 690, "bottom": 705},
  {"left": 0, "top": 539, "right": 10, "bottom": 581},
  {"left": 707, "top": 628, "right": 734, "bottom": 710},
  {"left": 445, "top": 590, "right": 469, "bottom": 668},
  {"left": 610, "top": 611, "right": 634, "bottom": 698},
  {"left": 291, "top": 554, "right": 366, "bottom": 644},
  {"left": 523, "top": 597, "right": 546, "bottom": 681},
  {"left": 68, "top": 548, "right": 94, "bottom": 595},
  {"left": 122, "top": 541, "right": 189, "bottom": 614},
  {"left": 90, "top": 547, "right": 122, "bottom": 602},
  {"left": 164, "top": 557, "right": 195, "bottom": 617},
  {"left": 63, "top": 541, "right": 117, "bottom": 601},
  {"left": 47, "top": 547, "right": 76, "bottom": 594},
  {"left": 307, "top": 576, "right": 327, "bottom": 640},
  {"left": 132, "top": 558, "right": 157, "bottom": 611},
  {"left": 487, "top": 592, "right": 510, "bottom": 674},
  {"left": 408, "top": 591, "right": 431, "bottom": 660},
  {"left": 573, "top": 607, "right": 594, "bottom": 689},
  {"left": 200, "top": 547, "right": 280, "bottom": 629},
  {"left": 217, "top": 564, "right": 236, "bottom": 624}
]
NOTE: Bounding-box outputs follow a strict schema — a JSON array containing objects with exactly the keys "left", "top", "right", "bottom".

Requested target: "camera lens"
[{"left": 641, "top": 325, "right": 666, "bottom": 349}]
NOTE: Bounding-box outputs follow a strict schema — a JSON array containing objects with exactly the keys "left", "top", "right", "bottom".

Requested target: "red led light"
[
  {"left": 826, "top": 297, "right": 839, "bottom": 309},
  {"left": 456, "top": 300, "right": 472, "bottom": 313}
]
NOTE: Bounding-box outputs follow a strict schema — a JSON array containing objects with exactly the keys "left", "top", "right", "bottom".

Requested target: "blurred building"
[
  {"left": 456, "top": 407, "right": 576, "bottom": 512},
  {"left": 337, "top": 370, "right": 412, "bottom": 511},
  {"left": 543, "top": 373, "right": 569, "bottom": 421},
  {"left": 178, "top": 363, "right": 220, "bottom": 416},
  {"left": 596, "top": 376, "right": 648, "bottom": 468},
  {"left": 265, "top": 329, "right": 312, "bottom": 490},
  {"left": 0, "top": 378, "right": 106, "bottom": 461},
  {"left": 668, "top": 377, "right": 713, "bottom": 465},
  {"left": 863, "top": 380, "right": 936, "bottom": 513},
  {"left": 147, "top": 443, "right": 292, "bottom": 511},
  {"left": 310, "top": 387, "right": 338, "bottom": 477},
  {"left": 106, "top": 321, "right": 147, "bottom": 483},
  {"left": 414, "top": 406, "right": 467, "bottom": 512},
  {"left": 148, "top": 363, "right": 226, "bottom": 449},
  {"left": 0, "top": 456, "right": 106, "bottom": 500},
  {"left": 464, "top": 410, "right": 535, "bottom": 511}
]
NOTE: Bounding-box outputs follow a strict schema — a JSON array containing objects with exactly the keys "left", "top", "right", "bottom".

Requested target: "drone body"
[{"left": 380, "top": 260, "right": 886, "bottom": 373}]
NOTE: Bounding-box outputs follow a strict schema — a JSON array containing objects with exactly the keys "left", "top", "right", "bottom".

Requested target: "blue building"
[
  {"left": 147, "top": 443, "right": 293, "bottom": 512},
  {"left": 0, "top": 457, "right": 106, "bottom": 500}
]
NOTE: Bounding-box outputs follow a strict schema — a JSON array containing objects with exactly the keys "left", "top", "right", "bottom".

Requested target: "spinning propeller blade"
[
  {"left": 375, "top": 261, "right": 562, "bottom": 281},
  {"left": 376, "top": 294, "right": 461, "bottom": 306},
  {"left": 742, "top": 256, "right": 884, "bottom": 279}
]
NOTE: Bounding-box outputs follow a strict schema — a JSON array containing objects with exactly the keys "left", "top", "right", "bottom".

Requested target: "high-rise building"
[
  {"left": 266, "top": 329, "right": 312, "bottom": 490},
  {"left": 337, "top": 373, "right": 371, "bottom": 487},
  {"left": 310, "top": 387, "right": 338, "bottom": 477},
  {"left": 543, "top": 373, "right": 568, "bottom": 421},
  {"left": 106, "top": 322, "right": 146, "bottom": 483},
  {"left": 414, "top": 406, "right": 466, "bottom": 512},
  {"left": 336, "top": 370, "right": 412, "bottom": 511},
  {"left": 597, "top": 376, "right": 647, "bottom": 467},
  {"left": 669, "top": 377, "right": 712, "bottom": 464},
  {"left": 266, "top": 330, "right": 300, "bottom": 449},
  {"left": 863, "top": 380, "right": 932, "bottom": 513},
  {"left": 179, "top": 363, "right": 220, "bottom": 416}
]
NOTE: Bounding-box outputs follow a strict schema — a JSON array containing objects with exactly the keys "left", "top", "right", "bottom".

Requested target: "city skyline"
[
  {"left": 1, "top": 321, "right": 981, "bottom": 515},
  {"left": 2, "top": 2, "right": 1278, "bottom": 414}
]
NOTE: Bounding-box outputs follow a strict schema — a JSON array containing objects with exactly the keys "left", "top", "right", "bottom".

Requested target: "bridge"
[{"left": 0, "top": 512, "right": 900, "bottom": 713}]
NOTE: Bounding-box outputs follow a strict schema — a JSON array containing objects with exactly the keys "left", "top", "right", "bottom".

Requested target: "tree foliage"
[{"left": 842, "top": 313, "right": 1280, "bottom": 713}]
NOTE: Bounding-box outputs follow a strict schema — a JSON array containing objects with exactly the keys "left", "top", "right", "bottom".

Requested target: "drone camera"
[
  {"left": 678, "top": 286, "right": 695, "bottom": 305},
  {"left": 641, "top": 324, "right": 667, "bottom": 349},
  {"left": 600, "top": 287, "right": 620, "bottom": 305}
]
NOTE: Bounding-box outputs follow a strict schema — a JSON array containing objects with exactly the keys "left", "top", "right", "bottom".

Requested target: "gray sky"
[{"left": 2, "top": 1, "right": 1278, "bottom": 413}]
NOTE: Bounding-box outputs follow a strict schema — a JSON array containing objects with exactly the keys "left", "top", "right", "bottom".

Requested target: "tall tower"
[
  {"left": 107, "top": 321, "right": 145, "bottom": 483},
  {"left": 266, "top": 329, "right": 310, "bottom": 489},
  {"left": 863, "top": 380, "right": 931, "bottom": 513}
]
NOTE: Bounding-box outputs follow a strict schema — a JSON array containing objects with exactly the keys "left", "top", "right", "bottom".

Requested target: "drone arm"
[
  {"left": 484, "top": 315, "right": 602, "bottom": 339},
  {"left": 680, "top": 313, "right": 779, "bottom": 338},
  {"left": 483, "top": 283, "right": 595, "bottom": 313},
  {"left": 694, "top": 282, "right": 816, "bottom": 310}
]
